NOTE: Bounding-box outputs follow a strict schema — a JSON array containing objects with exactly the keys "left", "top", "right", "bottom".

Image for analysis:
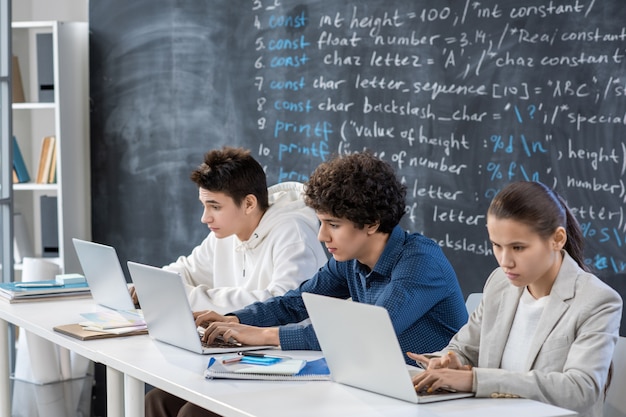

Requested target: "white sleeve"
[
  {"left": 188, "top": 220, "right": 326, "bottom": 313},
  {"left": 163, "top": 234, "right": 216, "bottom": 288}
]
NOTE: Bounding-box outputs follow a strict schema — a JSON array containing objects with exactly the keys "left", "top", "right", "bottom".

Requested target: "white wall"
[{"left": 12, "top": 0, "right": 87, "bottom": 22}]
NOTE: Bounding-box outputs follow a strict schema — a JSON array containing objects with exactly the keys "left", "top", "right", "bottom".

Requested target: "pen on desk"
[
  {"left": 222, "top": 356, "right": 243, "bottom": 364},
  {"left": 239, "top": 352, "right": 267, "bottom": 357},
  {"left": 238, "top": 352, "right": 290, "bottom": 360}
]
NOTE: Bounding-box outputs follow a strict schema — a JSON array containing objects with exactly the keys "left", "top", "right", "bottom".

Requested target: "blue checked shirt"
[{"left": 232, "top": 225, "right": 468, "bottom": 361}]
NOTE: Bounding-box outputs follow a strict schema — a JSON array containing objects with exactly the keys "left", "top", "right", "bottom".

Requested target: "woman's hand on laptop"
[
  {"left": 407, "top": 351, "right": 470, "bottom": 370},
  {"left": 407, "top": 351, "right": 474, "bottom": 394},
  {"left": 411, "top": 366, "right": 473, "bottom": 394},
  {"left": 201, "top": 321, "right": 280, "bottom": 347}
]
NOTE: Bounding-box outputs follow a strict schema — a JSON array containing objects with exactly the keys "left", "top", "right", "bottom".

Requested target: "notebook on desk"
[
  {"left": 302, "top": 293, "right": 474, "bottom": 403},
  {"left": 72, "top": 238, "right": 137, "bottom": 311},
  {"left": 127, "top": 261, "right": 275, "bottom": 354}
]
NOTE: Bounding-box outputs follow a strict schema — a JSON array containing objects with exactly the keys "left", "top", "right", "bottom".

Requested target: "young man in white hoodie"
[{"left": 132, "top": 146, "right": 328, "bottom": 313}]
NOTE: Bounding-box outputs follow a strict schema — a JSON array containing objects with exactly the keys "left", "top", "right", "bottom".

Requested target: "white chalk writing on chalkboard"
[{"left": 90, "top": 0, "right": 626, "bottom": 300}]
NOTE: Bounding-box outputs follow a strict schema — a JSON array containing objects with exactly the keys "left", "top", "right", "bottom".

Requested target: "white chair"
[
  {"left": 605, "top": 336, "right": 626, "bottom": 417},
  {"left": 465, "top": 293, "right": 482, "bottom": 315}
]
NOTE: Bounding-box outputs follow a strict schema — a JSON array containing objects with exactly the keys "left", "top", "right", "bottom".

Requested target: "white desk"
[{"left": 0, "top": 297, "right": 578, "bottom": 417}]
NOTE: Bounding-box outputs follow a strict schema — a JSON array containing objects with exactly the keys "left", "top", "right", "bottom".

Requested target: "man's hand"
[
  {"left": 201, "top": 321, "right": 280, "bottom": 347},
  {"left": 193, "top": 310, "right": 239, "bottom": 328},
  {"left": 129, "top": 286, "right": 140, "bottom": 308}
]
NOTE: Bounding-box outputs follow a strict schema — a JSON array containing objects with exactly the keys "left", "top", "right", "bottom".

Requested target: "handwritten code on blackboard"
[{"left": 90, "top": 0, "right": 626, "bottom": 302}]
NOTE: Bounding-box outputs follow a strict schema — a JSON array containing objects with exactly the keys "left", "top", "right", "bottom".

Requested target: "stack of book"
[
  {"left": 0, "top": 279, "right": 90, "bottom": 303},
  {"left": 54, "top": 310, "right": 148, "bottom": 340},
  {"left": 78, "top": 310, "right": 147, "bottom": 334}
]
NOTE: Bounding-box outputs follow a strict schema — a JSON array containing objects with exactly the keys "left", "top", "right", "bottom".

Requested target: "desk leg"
[
  {"left": 0, "top": 320, "right": 10, "bottom": 417},
  {"left": 106, "top": 367, "right": 124, "bottom": 417},
  {"left": 124, "top": 374, "right": 145, "bottom": 417}
]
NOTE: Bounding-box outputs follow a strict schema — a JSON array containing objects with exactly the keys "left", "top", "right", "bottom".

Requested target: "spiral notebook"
[{"left": 204, "top": 357, "right": 330, "bottom": 381}]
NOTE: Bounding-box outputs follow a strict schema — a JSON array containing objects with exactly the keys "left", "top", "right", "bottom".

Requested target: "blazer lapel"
[
  {"left": 524, "top": 253, "right": 578, "bottom": 370},
  {"left": 483, "top": 284, "right": 523, "bottom": 368}
]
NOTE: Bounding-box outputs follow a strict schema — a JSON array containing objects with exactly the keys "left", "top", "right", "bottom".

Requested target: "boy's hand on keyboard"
[
  {"left": 201, "top": 321, "right": 280, "bottom": 347},
  {"left": 129, "top": 286, "right": 141, "bottom": 308},
  {"left": 193, "top": 310, "right": 239, "bottom": 328},
  {"left": 197, "top": 326, "right": 242, "bottom": 347}
]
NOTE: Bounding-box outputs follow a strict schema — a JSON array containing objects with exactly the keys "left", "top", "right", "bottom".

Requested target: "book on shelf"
[
  {"left": 36, "top": 33, "right": 55, "bottom": 103},
  {"left": 204, "top": 356, "right": 330, "bottom": 381},
  {"left": 0, "top": 279, "right": 90, "bottom": 303},
  {"left": 12, "top": 136, "right": 31, "bottom": 183},
  {"left": 41, "top": 136, "right": 56, "bottom": 184},
  {"left": 35, "top": 136, "right": 56, "bottom": 184},
  {"left": 12, "top": 55, "right": 25, "bottom": 103},
  {"left": 48, "top": 139, "right": 58, "bottom": 183}
]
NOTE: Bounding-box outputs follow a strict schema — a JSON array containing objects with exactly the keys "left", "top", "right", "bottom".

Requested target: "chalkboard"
[{"left": 89, "top": 1, "right": 626, "bottom": 324}]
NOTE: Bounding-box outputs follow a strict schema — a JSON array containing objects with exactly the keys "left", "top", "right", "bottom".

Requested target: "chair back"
[
  {"left": 605, "top": 336, "right": 626, "bottom": 417},
  {"left": 465, "top": 293, "right": 482, "bottom": 315}
]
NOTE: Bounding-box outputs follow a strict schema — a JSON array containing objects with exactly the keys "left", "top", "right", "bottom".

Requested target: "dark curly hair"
[
  {"left": 304, "top": 152, "right": 406, "bottom": 233},
  {"left": 190, "top": 147, "right": 269, "bottom": 210}
]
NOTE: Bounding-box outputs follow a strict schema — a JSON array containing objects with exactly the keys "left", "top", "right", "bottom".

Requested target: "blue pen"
[{"left": 239, "top": 351, "right": 290, "bottom": 360}]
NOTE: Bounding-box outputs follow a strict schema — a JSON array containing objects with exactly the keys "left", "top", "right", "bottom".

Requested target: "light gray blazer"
[{"left": 444, "top": 251, "right": 622, "bottom": 417}]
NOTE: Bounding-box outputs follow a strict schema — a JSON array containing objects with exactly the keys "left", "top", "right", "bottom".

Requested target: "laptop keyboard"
[
  {"left": 201, "top": 338, "right": 243, "bottom": 348},
  {"left": 415, "top": 387, "right": 459, "bottom": 396}
]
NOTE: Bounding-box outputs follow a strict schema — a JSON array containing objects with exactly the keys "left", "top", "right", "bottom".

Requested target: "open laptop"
[
  {"left": 72, "top": 238, "right": 136, "bottom": 311},
  {"left": 302, "top": 292, "right": 475, "bottom": 403},
  {"left": 127, "top": 261, "right": 275, "bottom": 354}
]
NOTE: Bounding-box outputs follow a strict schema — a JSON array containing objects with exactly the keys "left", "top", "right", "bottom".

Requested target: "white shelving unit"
[{"left": 11, "top": 21, "right": 90, "bottom": 274}]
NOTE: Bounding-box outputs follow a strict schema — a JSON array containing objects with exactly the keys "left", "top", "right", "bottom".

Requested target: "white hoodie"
[{"left": 164, "top": 181, "right": 328, "bottom": 313}]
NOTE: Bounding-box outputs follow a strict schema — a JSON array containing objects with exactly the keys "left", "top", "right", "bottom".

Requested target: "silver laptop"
[
  {"left": 302, "top": 293, "right": 475, "bottom": 403},
  {"left": 72, "top": 238, "right": 136, "bottom": 311},
  {"left": 127, "top": 261, "right": 274, "bottom": 354}
]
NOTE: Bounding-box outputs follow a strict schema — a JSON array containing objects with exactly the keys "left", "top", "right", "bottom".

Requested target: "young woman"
[{"left": 409, "top": 181, "right": 622, "bottom": 417}]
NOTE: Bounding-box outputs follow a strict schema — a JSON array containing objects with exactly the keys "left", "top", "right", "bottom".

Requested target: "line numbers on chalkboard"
[
  {"left": 254, "top": 77, "right": 263, "bottom": 91},
  {"left": 252, "top": 0, "right": 282, "bottom": 12}
]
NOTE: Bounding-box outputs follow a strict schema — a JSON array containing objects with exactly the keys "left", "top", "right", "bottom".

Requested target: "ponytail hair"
[{"left": 488, "top": 181, "right": 588, "bottom": 271}]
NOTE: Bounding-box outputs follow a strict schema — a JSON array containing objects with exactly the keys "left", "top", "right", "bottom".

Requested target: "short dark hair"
[
  {"left": 488, "top": 181, "right": 587, "bottom": 271},
  {"left": 190, "top": 147, "right": 269, "bottom": 210},
  {"left": 304, "top": 152, "right": 406, "bottom": 233}
]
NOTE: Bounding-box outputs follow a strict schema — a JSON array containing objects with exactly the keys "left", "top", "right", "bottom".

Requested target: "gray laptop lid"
[
  {"left": 72, "top": 238, "right": 135, "bottom": 311},
  {"left": 302, "top": 293, "right": 474, "bottom": 403},
  {"left": 127, "top": 261, "right": 273, "bottom": 354}
]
